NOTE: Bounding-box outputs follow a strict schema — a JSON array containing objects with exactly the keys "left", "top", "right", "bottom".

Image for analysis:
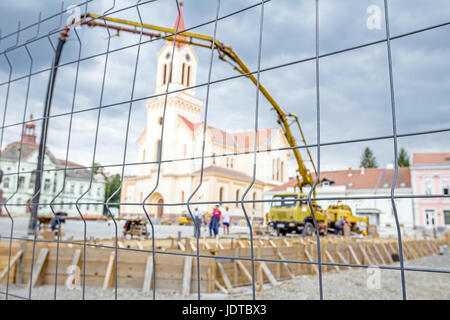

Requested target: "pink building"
[{"left": 411, "top": 153, "right": 450, "bottom": 230}]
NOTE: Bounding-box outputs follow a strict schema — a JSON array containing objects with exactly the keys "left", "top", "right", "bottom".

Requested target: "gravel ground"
[{"left": 2, "top": 253, "right": 449, "bottom": 300}]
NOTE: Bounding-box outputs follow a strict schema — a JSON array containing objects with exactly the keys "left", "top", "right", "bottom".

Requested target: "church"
[{"left": 120, "top": 4, "right": 291, "bottom": 222}]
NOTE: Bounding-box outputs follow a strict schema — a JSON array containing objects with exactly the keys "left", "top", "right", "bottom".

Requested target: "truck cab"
[{"left": 268, "top": 193, "right": 327, "bottom": 236}]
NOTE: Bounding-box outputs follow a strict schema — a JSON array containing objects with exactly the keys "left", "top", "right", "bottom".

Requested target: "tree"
[
  {"left": 360, "top": 147, "right": 378, "bottom": 168},
  {"left": 104, "top": 173, "right": 121, "bottom": 216},
  {"left": 397, "top": 147, "right": 410, "bottom": 167}
]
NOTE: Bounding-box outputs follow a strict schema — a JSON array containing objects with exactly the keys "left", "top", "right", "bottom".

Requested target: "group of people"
[{"left": 192, "top": 205, "right": 231, "bottom": 237}]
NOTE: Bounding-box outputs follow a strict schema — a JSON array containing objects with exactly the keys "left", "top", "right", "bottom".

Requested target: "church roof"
[
  {"left": 173, "top": 1, "right": 186, "bottom": 48},
  {"left": 178, "top": 114, "right": 279, "bottom": 150}
]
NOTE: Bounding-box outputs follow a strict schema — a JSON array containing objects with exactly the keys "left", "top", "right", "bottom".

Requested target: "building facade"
[
  {"left": 120, "top": 6, "right": 291, "bottom": 221},
  {"left": 265, "top": 167, "right": 415, "bottom": 233},
  {"left": 411, "top": 153, "right": 450, "bottom": 230},
  {"left": 0, "top": 121, "right": 106, "bottom": 217}
]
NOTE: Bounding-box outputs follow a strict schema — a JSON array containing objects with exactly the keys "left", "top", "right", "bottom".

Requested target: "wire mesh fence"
[{"left": 0, "top": 0, "right": 449, "bottom": 300}]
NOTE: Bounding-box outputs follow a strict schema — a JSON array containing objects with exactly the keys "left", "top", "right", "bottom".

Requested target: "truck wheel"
[{"left": 302, "top": 222, "right": 315, "bottom": 236}]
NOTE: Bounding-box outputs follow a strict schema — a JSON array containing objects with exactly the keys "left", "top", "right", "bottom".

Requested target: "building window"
[
  {"left": 444, "top": 210, "right": 450, "bottom": 225},
  {"left": 70, "top": 184, "right": 75, "bottom": 194},
  {"left": 272, "top": 159, "right": 275, "bottom": 180},
  {"left": 44, "top": 179, "right": 51, "bottom": 191},
  {"left": 18, "top": 176, "right": 25, "bottom": 189},
  {"left": 442, "top": 180, "right": 449, "bottom": 195},
  {"left": 212, "top": 153, "right": 216, "bottom": 165},
  {"left": 156, "top": 139, "right": 162, "bottom": 161},
  {"left": 159, "top": 117, "right": 163, "bottom": 125},
  {"left": 162, "top": 64, "right": 167, "bottom": 85},
  {"left": 235, "top": 189, "right": 240, "bottom": 208},
  {"left": 181, "top": 191, "right": 185, "bottom": 203},
  {"left": 252, "top": 192, "right": 257, "bottom": 209},
  {"left": 276, "top": 158, "right": 280, "bottom": 181},
  {"left": 425, "top": 209, "right": 435, "bottom": 226},
  {"left": 187, "top": 66, "right": 191, "bottom": 86},
  {"left": 219, "top": 187, "right": 224, "bottom": 203},
  {"left": 3, "top": 177, "right": 10, "bottom": 189},
  {"left": 29, "top": 173, "right": 35, "bottom": 188},
  {"left": 181, "top": 63, "right": 185, "bottom": 85},
  {"left": 424, "top": 180, "right": 432, "bottom": 195},
  {"left": 280, "top": 161, "right": 284, "bottom": 181}
]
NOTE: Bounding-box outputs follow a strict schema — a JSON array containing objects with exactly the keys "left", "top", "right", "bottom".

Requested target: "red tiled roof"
[
  {"left": 57, "top": 159, "right": 83, "bottom": 168},
  {"left": 412, "top": 153, "right": 450, "bottom": 165},
  {"left": 178, "top": 114, "right": 203, "bottom": 131},
  {"left": 269, "top": 167, "right": 411, "bottom": 192}
]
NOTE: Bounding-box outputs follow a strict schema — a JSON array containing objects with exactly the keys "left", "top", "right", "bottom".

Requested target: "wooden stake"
[
  {"left": 0, "top": 250, "right": 24, "bottom": 283},
  {"left": 142, "top": 256, "right": 154, "bottom": 293},
  {"left": 260, "top": 262, "right": 280, "bottom": 286},
  {"left": 102, "top": 252, "right": 115, "bottom": 290},
  {"left": 28, "top": 248, "right": 49, "bottom": 288},
  {"left": 181, "top": 256, "right": 193, "bottom": 296}
]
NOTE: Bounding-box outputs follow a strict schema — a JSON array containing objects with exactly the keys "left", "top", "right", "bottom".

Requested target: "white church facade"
[{"left": 120, "top": 6, "right": 291, "bottom": 222}]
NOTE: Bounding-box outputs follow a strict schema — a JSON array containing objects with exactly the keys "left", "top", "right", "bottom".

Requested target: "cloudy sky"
[{"left": 0, "top": 0, "right": 449, "bottom": 178}]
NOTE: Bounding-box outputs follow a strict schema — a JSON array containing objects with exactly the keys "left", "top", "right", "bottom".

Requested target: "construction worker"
[
  {"left": 222, "top": 207, "right": 231, "bottom": 235},
  {"left": 334, "top": 216, "right": 349, "bottom": 235},
  {"left": 209, "top": 205, "right": 221, "bottom": 237},
  {"left": 193, "top": 207, "right": 203, "bottom": 238}
]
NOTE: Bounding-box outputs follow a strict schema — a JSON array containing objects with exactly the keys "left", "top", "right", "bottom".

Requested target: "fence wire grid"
[{"left": 0, "top": 0, "right": 449, "bottom": 301}]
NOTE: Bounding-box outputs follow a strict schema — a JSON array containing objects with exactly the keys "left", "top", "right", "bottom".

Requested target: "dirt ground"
[{"left": 1, "top": 253, "right": 449, "bottom": 300}]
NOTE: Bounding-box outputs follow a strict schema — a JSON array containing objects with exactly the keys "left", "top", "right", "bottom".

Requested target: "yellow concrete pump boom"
[{"left": 80, "top": 13, "right": 319, "bottom": 196}]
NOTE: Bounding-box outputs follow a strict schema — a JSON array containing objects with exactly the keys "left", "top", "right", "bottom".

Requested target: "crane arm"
[{"left": 80, "top": 13, "right": 318, "bottom": 196}]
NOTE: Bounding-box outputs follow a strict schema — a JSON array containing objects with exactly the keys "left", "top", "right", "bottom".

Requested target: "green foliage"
[
  {"left": 360, "top": 147, "right": 378, "bottom": 168},
  {"left": 398, "top": 147, "right": 410, "bottom": 167},
  {"left": 104, "top": 173, "right": 121, "bottom": 216}
]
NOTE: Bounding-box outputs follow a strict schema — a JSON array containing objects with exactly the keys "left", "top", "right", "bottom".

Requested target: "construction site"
[{"left": 0, "top": 0, "right": 449, "bottom": 302}]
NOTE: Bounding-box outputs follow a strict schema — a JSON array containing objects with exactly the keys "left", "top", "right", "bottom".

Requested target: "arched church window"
[
  {"left": 181, "top": 63, "right": 185, "bottom": 85},
  {"left": 185, "top": 54, "right": 190, "bottom": 62},
  {"left": 156, "top": 139, "right": 162, "bottom": 161},
  {"left": 187, "top": 66, "right": 191, "bottom": 86},
  {"left": 163, "top": 64, "right": 167, "bottom": 85},
  {"left": 219, "top": 187, "right": 224, "bottom": 203}
]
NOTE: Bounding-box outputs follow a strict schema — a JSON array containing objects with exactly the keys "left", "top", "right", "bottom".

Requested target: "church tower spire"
[{"left": 155, "top": 1, "right": 198, "bottom": 96}]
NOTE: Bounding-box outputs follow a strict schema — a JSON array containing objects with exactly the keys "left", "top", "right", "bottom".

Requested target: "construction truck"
[
  {"left": 55, "top": 4, "right": 367, "bottom": 236},
  {"left": 269, "top": 194, "right": 368, "bottom": 236}
]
